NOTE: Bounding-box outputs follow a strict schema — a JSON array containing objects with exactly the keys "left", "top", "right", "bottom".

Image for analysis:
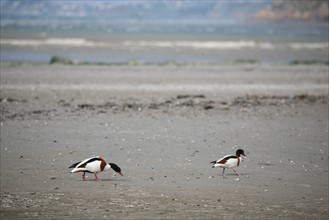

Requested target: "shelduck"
[
  {"left": 210, "top": 149, "right": 246, "bottom": 177},
  {"left": 69, "top": 156, "right": 123, "bottom": 181}
]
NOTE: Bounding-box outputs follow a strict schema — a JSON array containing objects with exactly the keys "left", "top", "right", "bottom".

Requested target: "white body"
[
  {"left": 70, "top": 156, "right": 111, "bottom": 173},
  {"left": 212, "top": 155, "right": 242, "bottom": 168}
]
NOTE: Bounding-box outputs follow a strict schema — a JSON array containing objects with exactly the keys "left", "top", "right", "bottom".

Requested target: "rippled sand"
[{"left": 1, "top": 64, "right": 328, "bottom": 219}]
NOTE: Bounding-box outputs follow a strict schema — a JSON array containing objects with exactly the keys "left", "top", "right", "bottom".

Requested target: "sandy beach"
[{"left": 0, "top": 64, "right": 328, "bottom": 219}]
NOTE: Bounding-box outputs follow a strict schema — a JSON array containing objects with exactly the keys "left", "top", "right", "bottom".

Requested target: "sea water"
[{"left": 0, "top": 20, "right": 328, "bottom": 64}]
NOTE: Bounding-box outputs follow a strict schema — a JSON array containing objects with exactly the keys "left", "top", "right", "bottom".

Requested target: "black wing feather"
[
  {"left": 223, "top": 155, "right": 237, "bottom": 160},
  {"left": 69, "top": 161, "right": 81, "bottom": 168},
  {"left": 69, "top": 157, "right": 103, "bottom": 168}
]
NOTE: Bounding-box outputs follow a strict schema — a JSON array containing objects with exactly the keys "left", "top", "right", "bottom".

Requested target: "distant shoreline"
[{"left": 1, "top": 58, "right": 329, "bottom": 67}]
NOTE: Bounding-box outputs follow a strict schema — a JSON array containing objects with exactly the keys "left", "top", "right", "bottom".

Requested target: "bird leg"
[
  {"left": 94, "top": 173, "right": 101, "bottom": 181},
  {"left": 233, "top": 168, "right": 239, "bottom": 176},
  {"left": 82, "top": 172, "right": 86, "bottom": 181},
  {"left": 222, "top": 168, "right": 228, "bottom": 179}
]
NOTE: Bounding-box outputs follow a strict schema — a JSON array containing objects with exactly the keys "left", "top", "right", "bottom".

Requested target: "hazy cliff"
[{"left": 255, "top": 0, "right": 329, "bottom": 22}]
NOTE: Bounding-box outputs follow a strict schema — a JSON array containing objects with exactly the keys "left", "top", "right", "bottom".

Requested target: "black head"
[
  {"left": 109, "top": 163, "right": 123, "bottom": 176},
  {"left": 236, "top": 149, "right": 246, "bottom": 157}
]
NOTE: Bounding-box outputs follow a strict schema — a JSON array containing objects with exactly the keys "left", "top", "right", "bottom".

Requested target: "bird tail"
[
  {"left": 212, "top": 163, "right": 222, "bottom": 168},
  {"left": 70, "top": 167, "right": 85, "bottom": 173},
  {"left": 210, "top": 161, "right": 222, "bottom": 168}
]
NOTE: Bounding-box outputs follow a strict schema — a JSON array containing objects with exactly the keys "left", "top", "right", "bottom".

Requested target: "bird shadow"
[
  {"left": 71, "top": 178, "right": 127, "bottom": 182},
  {"left": 218, "top": 173, "right": 250, "bottom": 177}
]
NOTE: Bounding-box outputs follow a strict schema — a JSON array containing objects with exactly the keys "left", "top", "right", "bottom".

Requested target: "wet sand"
[{"left": 1, "top": 64, "right": 328, "bottom": 219}]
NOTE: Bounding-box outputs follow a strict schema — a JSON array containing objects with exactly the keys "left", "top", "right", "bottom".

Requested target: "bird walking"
[
  {"left": 69, "top": 156, "right": 123, "bottom": 181},
  {"left": 210, "top": 149, "right": 246, "bottom": 177}
]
